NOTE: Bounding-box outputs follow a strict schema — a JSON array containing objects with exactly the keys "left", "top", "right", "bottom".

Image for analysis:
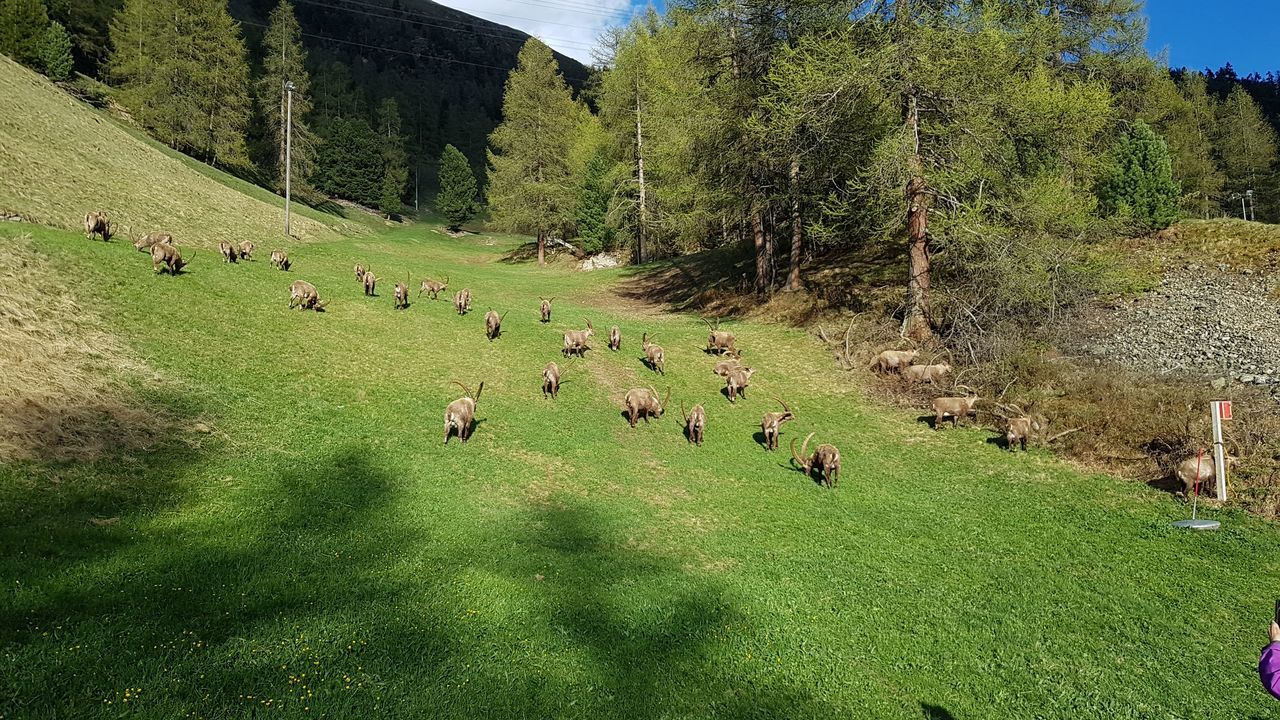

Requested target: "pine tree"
[
  {"left": 435, "top": 144, "right": 477, "bottom": 231},
  {"left": 0, "top": 0, "right": 49, "bottom": 68},
  {"left": 575, "top": 150, "right": 616, "bottom": 255},
  {"left": 257, "top": 0, "right": 316, "bottom": 191},
  {"left": 486, "top": 39, "right": 579, "bottom": 266},
  {"left": 377, "top": 97, "right": 407, "bottom": 216},
  {"left": 313, "top": 118, "right": 382, "bottom": 205},
  {"left": 1098, "top": 121, "right": 1180, "bottom": 231},
  {"left": 38, "top": 20, "right": 73, "bottom": 81},
  {"left": 1215, "top": 85, "right": 1278, "bottom": 220}
]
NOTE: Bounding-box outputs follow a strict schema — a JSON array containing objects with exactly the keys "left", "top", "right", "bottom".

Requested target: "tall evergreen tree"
[
  {"left": 486, "top": 39, "right": 579, "bottom": 266},
  {"left": 574, "top": 150, "right": 617, "bottom": 256},
  {"left": 1097, "top": 120, "right": 1180, "bottom": 230},
  {"left": 1216, "top": 85, "right": 1278, "bottom": 220},
  {"left": 38, "top": 20, "right": 73, "bottom": 81},
  {"left": 0, "top": 0, "right": 49, "bottom": 68},
  {"left": 378, "top": 97, "right": 407, "bottom": 216},
  {"left": 435, "top": 144, "right": 477, "bottom": 231},
  {"left": 313, "top": 117, "right": 381, "bottom": 205},
  {"left": 257, "top": 0, "right": 316, "bottom": 192}
]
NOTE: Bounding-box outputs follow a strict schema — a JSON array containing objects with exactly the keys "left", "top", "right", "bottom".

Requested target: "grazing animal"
[
  {"left": 238, "top": 241, "right": 254, "bottom": 261},
  {"left": 541, "top": 361, "right": 561, "bottom": 399},
  {"left": 623, "top": 386, "right": 670, "bottom": 428},
  {"left": 725, "top": 366, "right": 755, "bottom": 403},
  {"left": 84, "top": 211, "right": 111, "bottom": 241},
  {"left": 905, "top": 363, "right": 952, "bottom": 384},
  {"left": 641, "top": 333, "right": 665, "bottom": 374},
  {"left": 443, "top": 381, "right": 484, "bottom": 444},
  {"left": 873, "top": 349, "right": 919, "bottom": 374},
  {"left": 133, "top": 231, "right": 172, "bottom": 252},
  {"left": 218, "top": 241, "right": 238, "bottom": 263},
  {"left": 484, "top": 309, "right": 507, "bottom": 340},
  {"left": 1174, "top": 453, "right": 1233, "bottom": 496},
  {"left": 454, "top": 288, "right": 472, "bottom": 315},
  {"left": 702, "top": 318, "right": 738, "bottom": 356},
  {"left": 931, "top": 395, "right": 980, "bottom": 429},
  {"left": 288, "top": 280, "right": 325, "bottom": 311},
  {"left": 419, "top": 274, "right": 448, "bottom": 299},
  {"left": 713, "top": 358, "right": 742, "bottom": 377},
  {"left": 270, "top": 249, "right": 291, "bottom": 271},
  {"left": 608, "top": 325, "right": 621, "bottom": 351},
  {"left": 791, "top": 433, "right": 841, "bottom": 488},
  {"left": 393, "top": 275, "right": 410, "bottom": 310},
  {"left": 150, "top": 243, "right": 188, "bottom": 275},
  {"left": 562, "top": 320, "right": 595, "bottom": 358},
  {"left": 1004, "top": 416, "right": 1039, "bottom": 451},
  {"left": 680, "top": 401, "right": 706, "bottom": 446},
  {"left": 363, "top": 270, "right": 377, "bottom": 297},
  {"left": 355, "top": 264, "right": 366, "bottom": 282},
  {"left": 539, "top": 296, "right": 555, "bottom": 323},
  {"left": 760, "top": 397, "right": 795, "bottom": 451}
]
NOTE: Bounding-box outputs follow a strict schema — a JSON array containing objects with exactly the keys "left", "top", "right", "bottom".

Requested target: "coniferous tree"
[
  {"left": 38, "top": 20, "right": 73, "bottom": 81},
  {"left": 1216, "top": 85, "right": 1278, "bottom": 220},
  {"left": 313, "top": 117, "right": 381, "bottom": 205},
  {"left": 378, "top": 97, "right": 407, "bottom": 216},
  {"left": 257, "top": 0, "right": 316, "bottom": 191},
  {"left": 575, "top": 150, "right": 616, "bottom": 255},
  {"left": 0, "top": 0, "right": 49, "bottom": 68},
  {"left": 486, "top": 39, "right": 579, "bottom": 266},
  {"left": 1098, "top": 120, "right": 1180, "bottom": 230},
  {"left": 435, "top": 144, "right": 477, "bottom": 231}
]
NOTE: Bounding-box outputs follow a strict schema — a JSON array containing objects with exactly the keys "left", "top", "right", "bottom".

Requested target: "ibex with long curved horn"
[
  {"left": 642, "top": 333, "right": 665, "bottom": 374},
  {"left": 563, "top": 320, "right": 594, "bottom": 358},
  {"left": 681, "top": 401, "right": 706, "bottom": 446},
  {"left": 151, "top": 243, "right": 189, "bottom": 275},
  {"left": 761, "top": 397, "right": 794, "bottom": 451},
  {"left": 623, "top": 386, "right": 670, "bottom": 428},
  {"left": 444, "top": 381, "right": 484, "bottom": 444},
  {"left": 84, "top": 211, "right": 111, "bottom": 241},
  {"left": 791, "top": 433, "right": 841, "bottom": 488},
  {"left": 702, "top": 317, "right": 738, "bottom": 356},
  {"left": 419, "top": 274, "right": 448, "bottom": 299},
  {"left": 484, "top": 309, "right": 508, "bottom": 340},
  {"left": 539, "top": 296, "right": 555, "bottom": 323}
]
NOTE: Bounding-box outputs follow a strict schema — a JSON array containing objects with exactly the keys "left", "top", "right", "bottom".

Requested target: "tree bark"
[
  {"left": 752, "top": 207, "right": 767, "bottom": 295},
  {"left": 537, "top": 230, "right": 546, "bottom": 267},
  {"left": 786, "top": 157, "right": 802, "bottom": 291},
  {"left": 635, "top": 77, "right": 648, "bottom": 264},
  {"left": 903, "top": 92, "right": 932, "bottom": 340}
]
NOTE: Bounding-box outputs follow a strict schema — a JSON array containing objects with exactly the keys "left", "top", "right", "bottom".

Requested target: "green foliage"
[
  {"left": 313, "top": 117, "right": 381, "bottom": 206},
  {"left": 256, "top": 0, "right": 316, "bottom": 192},
  {"left": 1215, "top": 85, "right": 1279, "bottom": 221},
  {"left": 377, "top": 97, "right": 407, "bottom": 216},
  {"left": 107, "top": 0, "right": 252, "bottom": 167},
  {"left": 1097, "top": 120, "right": 1180, "bottom": 231},
  {"left": 486, "top": 39, "right": 579, "bottom": 249},
  {"left": 0, "top": 0, "right": 49, "bottom": 68},
  {"left": 37, "top": 19, "right": 72, "bottom": 81},
  {"left": 435, "top": 143, "right": 477, "bottom": 231},
  {"left": 574, "top": 150, "right": 616, "bottom": 255}
]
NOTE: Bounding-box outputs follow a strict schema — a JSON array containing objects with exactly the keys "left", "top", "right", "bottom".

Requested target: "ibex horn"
[
  {"left": 680, "top": 400, "right": 689, "bottom": 424},
  {"left": 450, "top": 380, "right": 472, "bottom": 398},
  {"left": 800, "top": 432, "right": 814, "bottom": 462},
  {"left": 662, "top": 387, "right": 671, "bottom": 409},
  {"left": 474, "top": 382, "right": 484, "bottom": 403},
  {"left": 774, "top": 396, "right": 791, "bottom": 414}
]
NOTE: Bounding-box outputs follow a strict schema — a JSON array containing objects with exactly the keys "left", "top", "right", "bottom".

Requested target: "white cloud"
[{"left": 435, "top": 0, "right": 635, "bottom": 64}]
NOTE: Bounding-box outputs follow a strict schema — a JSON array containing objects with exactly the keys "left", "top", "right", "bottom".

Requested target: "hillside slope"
[{"left": 0, "top": 57, "right": 356, "bottom": 248}]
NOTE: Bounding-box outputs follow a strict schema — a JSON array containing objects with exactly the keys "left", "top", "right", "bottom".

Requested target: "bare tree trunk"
[
  {"left": 903, "top": 91, "right": 932, "bottom": 341},
  {"left": 635, "top": 78, "right": 648, "bottom": 264},
  {"left": 752, "top": 207, "right": 767, "bottom": 295},
  {"left": 786, "top": 157, "right": 802, "bottom": 291},
  {"left": 537, "top": 230, "right": 546, "bottom": 267}
]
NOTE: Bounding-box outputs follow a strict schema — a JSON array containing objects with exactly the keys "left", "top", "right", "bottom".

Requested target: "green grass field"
[{"left": 3, "top": 219, "right": 1279, "bottom": 719}]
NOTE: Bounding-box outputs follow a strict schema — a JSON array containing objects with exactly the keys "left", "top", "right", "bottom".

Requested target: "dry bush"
[{"left": 0, "top": 237, "right": 179, "bottom": 462}]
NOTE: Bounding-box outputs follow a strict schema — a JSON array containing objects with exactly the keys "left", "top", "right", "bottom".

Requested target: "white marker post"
[{"left": 1212, "top": 400, "right": 1231, "bottom": 502}]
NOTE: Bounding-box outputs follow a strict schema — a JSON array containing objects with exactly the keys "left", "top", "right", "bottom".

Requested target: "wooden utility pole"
[
  {"left": 635, "top": 77, "right": 649, "bottom": 264},
  {"left": 752, "top": 206, "right": 767, "bottom": 295},
  {"left": 897, "top": 0, "right": 932, "bottom": 340},
  {"left": 786, "top": 158, "right": 802, "bottom": 291}
]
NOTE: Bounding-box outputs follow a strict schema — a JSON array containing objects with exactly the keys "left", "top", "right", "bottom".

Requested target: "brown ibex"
[
  {"left": 218, "top": 241, "right": 238, "bottom": 263},
  {"left": 354, "top": 264, "right": 366, "bottom": 282},
  {"left": 484, "top": 309, "right": 508, "bottom": 340},
  {"left": 539, "top": 296, "right": 555, "bottom": 323},
  {"left": 680, "top": 401, "right": 706, "bottom": 446},
  {"left": 84, "top": 211, "right": 111, "bottom": 241},
  {"left": 713, "top": 358, "right": 742, "bottom": 378},
  {"left": 608, "top": 325, "right": 621, "bottom": 352},
  {"left": 393, "top": 273, "right": 410, "bottom": 310},
  {"left": 1174, "top": 452, "right": 1234, "bottom": 497},
  {"left": 623, "top": 386, "right": 670, "bottom": 428},
  {"left": 931, "top": 395, "right": 980, "bottom": 429},
  {"left": 563, "top": 320, "right": 594, "bottom": 358},
  {"left": 872, "top": 349, "right": 919, "bottom": 374},
  {"left": 362, "top": 270, "right": 377, "bottom": 297},
  {"left": 419, "top": 274, "right": 448, "bottom": 299},
  {"left": 641, "top": 333, "right": 665, "bottom": 374},
  {"left": 905, "top": 363, "right": 952, "bottom": 384},
  {"left": 761, "top": 397, "right": 795, "bottom": 451},
  {"left": 791, "top": 433, "right": 841, "bottom": 488},
  {"left": 1005, "top": 416, "right": 1039, "bottom": 451},
  {"left": 725, "top": 366, "right": 755, "bottom": 403},
  {"left": 150, "top": 243, "right": 189, "bottom": 275},
  {"left": 288, "top": 280, "right": 326, "bottom": 311},
  {"left": 443, "top": 381, "right": 484, "bottom": 444},
  {"left": 702, "top": 318, "right": 738, "bottom": 356},
  {"left": 238, "top": 241, "right": 254, "bottom": 261},
  {"left": 454, "top": 288, "right": 472, "bottom": 315},
  {"left": 133, "top": 231, "right": 172, "bottom": 252},
  {"left": 542, "top": 361, "right": 561, "bottom": 399},
  {"left": 270, "top": 249, "right": 291, "bottom": 271}
]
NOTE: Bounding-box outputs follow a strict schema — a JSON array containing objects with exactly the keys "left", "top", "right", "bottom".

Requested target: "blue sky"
[{"left": 440, "top": 0, "right": 1275, "bottom": 73}]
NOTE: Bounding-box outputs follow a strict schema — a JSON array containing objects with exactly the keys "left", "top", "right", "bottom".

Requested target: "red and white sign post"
[{"left": 1211, "top": 400, "right": 1231, "bottom": 502}]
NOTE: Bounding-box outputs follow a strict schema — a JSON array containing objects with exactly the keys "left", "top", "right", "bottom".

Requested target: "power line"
[{"left": 495, "top": 0, "right": 637, "bottom": 19}]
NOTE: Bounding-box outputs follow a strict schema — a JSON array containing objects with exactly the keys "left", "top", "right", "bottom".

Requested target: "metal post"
[
  {"left": 1241, "top": 196, "right": 1247, "bottom": 220},
  {"left": 1247, "top": 190, "right": 1255, "bottom": 221},
  {"left": 1212, "top": 401, "right": 1228, "bottom": 502},
  {"left": 284, "top": 81, "right": 294, "bottom": 238}
]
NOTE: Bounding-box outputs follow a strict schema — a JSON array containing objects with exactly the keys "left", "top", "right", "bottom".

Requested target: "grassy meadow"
[{"left": 2, "top": 220, "right": 1279, "bottom": 719}]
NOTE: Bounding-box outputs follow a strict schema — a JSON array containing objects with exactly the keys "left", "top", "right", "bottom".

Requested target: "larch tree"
[
  {"left": 257, "top": 0, "right": 316, "bottom": 192},
  {"left": 1215, "top": 85, "right": 1278, "bottom": 220},
  {"left": 486, "top": 39, "right": 578, "bottom": 267}
]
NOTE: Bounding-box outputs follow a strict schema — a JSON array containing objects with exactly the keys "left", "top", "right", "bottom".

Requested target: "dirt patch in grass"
[{"left": 0, "top": 236, "right": 180, "bottom": 461}]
